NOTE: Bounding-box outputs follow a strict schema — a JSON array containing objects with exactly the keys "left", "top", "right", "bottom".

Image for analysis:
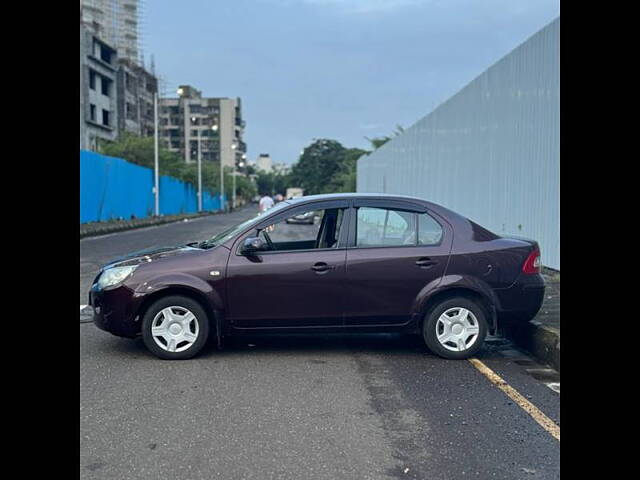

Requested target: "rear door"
[{"left": 343, "top": 200, "right": 452, "bottom": 326}]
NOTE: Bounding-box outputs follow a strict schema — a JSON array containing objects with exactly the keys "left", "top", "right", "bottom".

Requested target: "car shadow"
[
  {"left": 200, "top": 332, "right": 433, "bottom": 359},
  {"left": 103, "top": 331, "right": 436, "bottom": 359}
]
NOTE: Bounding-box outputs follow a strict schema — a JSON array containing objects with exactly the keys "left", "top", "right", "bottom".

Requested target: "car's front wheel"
[
  {"left": 422, "top": 297, "right": 487, "bottom": 359},
  {"left": 141, "top": 295, "right": 210, "bottom": 360}
]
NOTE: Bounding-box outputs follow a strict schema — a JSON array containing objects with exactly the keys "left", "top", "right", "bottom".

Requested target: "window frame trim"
[
  {"left": 347, "top": 202, "right": 445, "bottom": 250},
  {"left": 233, "top": 199, "right": 353, "bottom": 256}
]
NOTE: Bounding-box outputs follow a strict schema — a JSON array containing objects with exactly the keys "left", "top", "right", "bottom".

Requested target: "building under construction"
[
  {"left": 80, "top": 0, "right": 143, "bottom": 65},
  {"left": 80, "top": 0, "right": 158, "bottom": 149}
]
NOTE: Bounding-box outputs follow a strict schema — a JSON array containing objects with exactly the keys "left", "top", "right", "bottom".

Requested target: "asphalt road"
[{"left": 80, "top": 206, "right": 560, "bottom": 479}]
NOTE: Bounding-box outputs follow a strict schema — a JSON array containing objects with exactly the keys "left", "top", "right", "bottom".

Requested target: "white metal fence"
[{"left": 357, "top": 18, "right": 560, "bottom": 269}]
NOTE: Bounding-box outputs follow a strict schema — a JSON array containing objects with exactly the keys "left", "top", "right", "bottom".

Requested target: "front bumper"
[
  {"left": 89, "top": 283, "right": 144, "bottom": 338},
  {"left": 494, "top": 273, "right": 545, "bottom": 323}
]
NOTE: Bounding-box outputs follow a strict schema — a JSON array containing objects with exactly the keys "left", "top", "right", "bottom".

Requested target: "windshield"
[{"left": 198, "top": 202, "right": 290, "bottom": 249}]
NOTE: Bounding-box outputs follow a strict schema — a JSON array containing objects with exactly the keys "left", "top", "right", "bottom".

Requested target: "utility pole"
[{"left": 153, "top": 92, "right": 159, "bottom": 216}]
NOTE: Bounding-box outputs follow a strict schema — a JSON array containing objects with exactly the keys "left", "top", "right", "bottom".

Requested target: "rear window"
[
  {"left": 356, "top": 207, "right": 416, "bottom": 247},
  {"left": 355, "top": 208, "right": 443, "bottom": 247},
  {"left": 418, "top": 213, "right": 443, "bottom": 245}
]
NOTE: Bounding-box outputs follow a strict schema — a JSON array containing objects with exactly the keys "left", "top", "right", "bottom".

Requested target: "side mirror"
[{"left": 240, "top": 236, "right": 265, "bottom": 255}]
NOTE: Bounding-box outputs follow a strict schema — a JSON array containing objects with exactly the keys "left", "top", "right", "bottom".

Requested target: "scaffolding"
[{"left": 80, "top": 0, "right": 144, "bottom": 66}]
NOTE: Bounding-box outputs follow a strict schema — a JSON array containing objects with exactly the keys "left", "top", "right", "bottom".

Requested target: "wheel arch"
[
  {"left": 417, "top": 285, "right": 498, "bottom": 335},
  {"left": 134, "top": 286, "right": 221, "bottom": 342}
]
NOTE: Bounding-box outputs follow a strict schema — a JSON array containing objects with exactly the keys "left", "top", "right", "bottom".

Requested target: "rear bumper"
[
  {"left": 89, "top": 283, "right": 143, "bottom": 338},
  {"left": 494, "top": 273, "right": 545, "bottom": 323}
]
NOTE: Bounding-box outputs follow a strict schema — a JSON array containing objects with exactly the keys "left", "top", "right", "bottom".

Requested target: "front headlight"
[{"left": 97, "top": 265, "right": 138, "bottom": 289}]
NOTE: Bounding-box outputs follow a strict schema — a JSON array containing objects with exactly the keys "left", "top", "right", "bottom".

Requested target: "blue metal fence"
[{"left": 80, "top": 150, "right": 225, "bottom": 223}]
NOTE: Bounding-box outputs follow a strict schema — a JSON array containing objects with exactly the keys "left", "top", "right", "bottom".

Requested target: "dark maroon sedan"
[{"left": 90, "top": 194, "right": 545, "bottom": 360}]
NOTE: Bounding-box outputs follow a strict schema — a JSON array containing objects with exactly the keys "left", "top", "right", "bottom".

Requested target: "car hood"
[{"left": 101, "top": 244, "right": 207, "bottom": 270}]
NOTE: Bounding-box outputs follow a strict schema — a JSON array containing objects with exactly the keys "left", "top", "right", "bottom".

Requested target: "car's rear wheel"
[
  {"left": 422, "top": 297, "right": 487, "bottom": 359},
  {"left": 141, "top": 295, "right": 210, "bottom": 360}
]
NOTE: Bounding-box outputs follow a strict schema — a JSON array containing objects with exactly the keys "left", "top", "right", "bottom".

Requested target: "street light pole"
[
  {"left": 192, "top": 117, "right": 202, "bottom": 212},
  {"left": 219, "top": 128, "right": 225, "bottom": 212},
  {"left": 231, "top": 142, "right": 237, "bottom": 210},
  {"left": 197, "top": 129, "right": 202, "bottom": 212},
  {"left": 153, "top": 92, "right": 159, "bottom": 216}
]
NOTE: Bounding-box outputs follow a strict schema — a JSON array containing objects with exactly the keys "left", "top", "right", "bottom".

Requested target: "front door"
[
  {"left": 226, "top": 202, "right": 349, "bottom": 328},
  {"left": 343, "top": 204, "right": 452, "bottom": 326}
]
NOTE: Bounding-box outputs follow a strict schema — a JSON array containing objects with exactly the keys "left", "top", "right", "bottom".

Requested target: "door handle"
[
  {"left": 311, "top": 262, "right": 334, "bottom": 272},
  {"left": 415, "top": 257, "right": 437, "bottom": 268}
]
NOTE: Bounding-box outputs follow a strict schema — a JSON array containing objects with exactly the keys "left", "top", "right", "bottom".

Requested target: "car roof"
[
  {"left": 284, "top": 192, "right": 430, "bottom": 205},
  {"left": 282, "top": 193, "right": 469, "bottom": 226}
]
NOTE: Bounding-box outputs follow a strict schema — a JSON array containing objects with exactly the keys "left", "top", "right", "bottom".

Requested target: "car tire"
[
  {"left": 422, "top": 297, "right": 487, "bottom": 360},
  {"left": 141, "top": 295, "right": 210, "bottom": 360}
]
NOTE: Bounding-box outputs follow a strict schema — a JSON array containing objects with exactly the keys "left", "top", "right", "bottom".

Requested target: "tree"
[
  {"left": 289, "top": 139, "right": 349, "bottom": 195},
  {"left": 329, "top": 147, "right": 368, "bottom": 193},
  {"left": 255, "top": 171, "right": 291, "bottom": 196}
]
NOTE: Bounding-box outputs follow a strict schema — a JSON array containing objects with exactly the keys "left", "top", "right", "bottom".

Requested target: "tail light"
[{"left": 522, "top": 247, "right": 541, "bottom": 274}]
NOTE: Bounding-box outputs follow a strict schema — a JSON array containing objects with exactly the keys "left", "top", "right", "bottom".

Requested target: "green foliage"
[
  {"left": 255, "top": 171, "right": 292, "bottom": 197},
  {"left": 287, "top": 139, "right": 368, "bottom": 195}
]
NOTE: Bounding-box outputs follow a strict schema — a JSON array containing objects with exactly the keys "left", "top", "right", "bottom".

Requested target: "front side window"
[
  {"left": 257, "top": 207, "right": 346, "bottom": 252},
  {"left": 356, "top": 207, "right": 417, "bottom": 247}
]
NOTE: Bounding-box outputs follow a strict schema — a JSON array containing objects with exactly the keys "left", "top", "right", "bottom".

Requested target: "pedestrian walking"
[{"left": 259, "top": 193, "right": 275, "bottom": 212}]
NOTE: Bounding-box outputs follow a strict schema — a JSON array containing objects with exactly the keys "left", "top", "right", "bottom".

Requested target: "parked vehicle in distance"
[
  {"left": 286, "top": 187, "right": 304, "bottom": 199},
  {"left": 285, "top": 210, "right": 316, "bottom": 224},
  {"left": 90, "top": 193, "right": 545, "bottom": 360}
]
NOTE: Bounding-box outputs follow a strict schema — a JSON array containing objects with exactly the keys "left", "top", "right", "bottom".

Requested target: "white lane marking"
[
  {"left": 468, "top": 358, "right": 560, "bottom": 441},
  {"left": 546, "top": 382, "right": 560, "bottom": 394}
]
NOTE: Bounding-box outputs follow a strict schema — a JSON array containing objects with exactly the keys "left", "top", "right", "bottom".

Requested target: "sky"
[{"left": 145, "top": 0, "right": 559, "bottom": 165}]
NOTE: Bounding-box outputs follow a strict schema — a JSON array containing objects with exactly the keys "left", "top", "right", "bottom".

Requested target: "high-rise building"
[
  {"left": 80, "top": 0, "right": 142, "bottom": 64},
  {"left": 81, "top": 0, "right": 158, "bottom": 144},
  {"left": 159, "top": 86, "right": 247, "bottom": 169},
  {"left": 80, "top": 23, "right": 119, "bottom": 150},
  {"left": 116, "top": 59, "right": 158, "bottom": 138}
]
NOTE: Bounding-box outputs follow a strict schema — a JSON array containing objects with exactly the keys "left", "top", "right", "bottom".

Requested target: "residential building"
[
  {"left": 80, "top": 23, "right": 119, "bottom": 150},
  {"left": 159, "top": 86, "right": 247, "bottom": 168},
  {"left": 357, "top": 17, "right": 560, "bottom": 269},
  {"left": 255, "top": 154, "right": 273, "bottom": 173}
]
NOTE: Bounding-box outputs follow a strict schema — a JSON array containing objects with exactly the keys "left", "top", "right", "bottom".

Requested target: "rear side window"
[
  {"left": 418, "top": 213, "right": 443, "bottom": 245},
  {"left": 356, "top": 207, "right": 417, "bottom": 247}
]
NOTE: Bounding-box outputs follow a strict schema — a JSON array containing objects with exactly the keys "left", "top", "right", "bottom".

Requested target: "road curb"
[
  {"left": 80, "top": 211, "right": 221, "bottom": 239},
  {"left": 501, "top": 321, "right": 560, "bottom": 372}
]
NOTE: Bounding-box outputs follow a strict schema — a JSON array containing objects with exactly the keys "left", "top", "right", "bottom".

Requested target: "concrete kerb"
[
  {"left": 80, "top": 211, "right": 221, "bottom": 239},
  {"left": 501, "top": 268, "right": 560, "bottom": 372},
  {"left": 501, "top": 321, "right": 560, "bottom": 372}
]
